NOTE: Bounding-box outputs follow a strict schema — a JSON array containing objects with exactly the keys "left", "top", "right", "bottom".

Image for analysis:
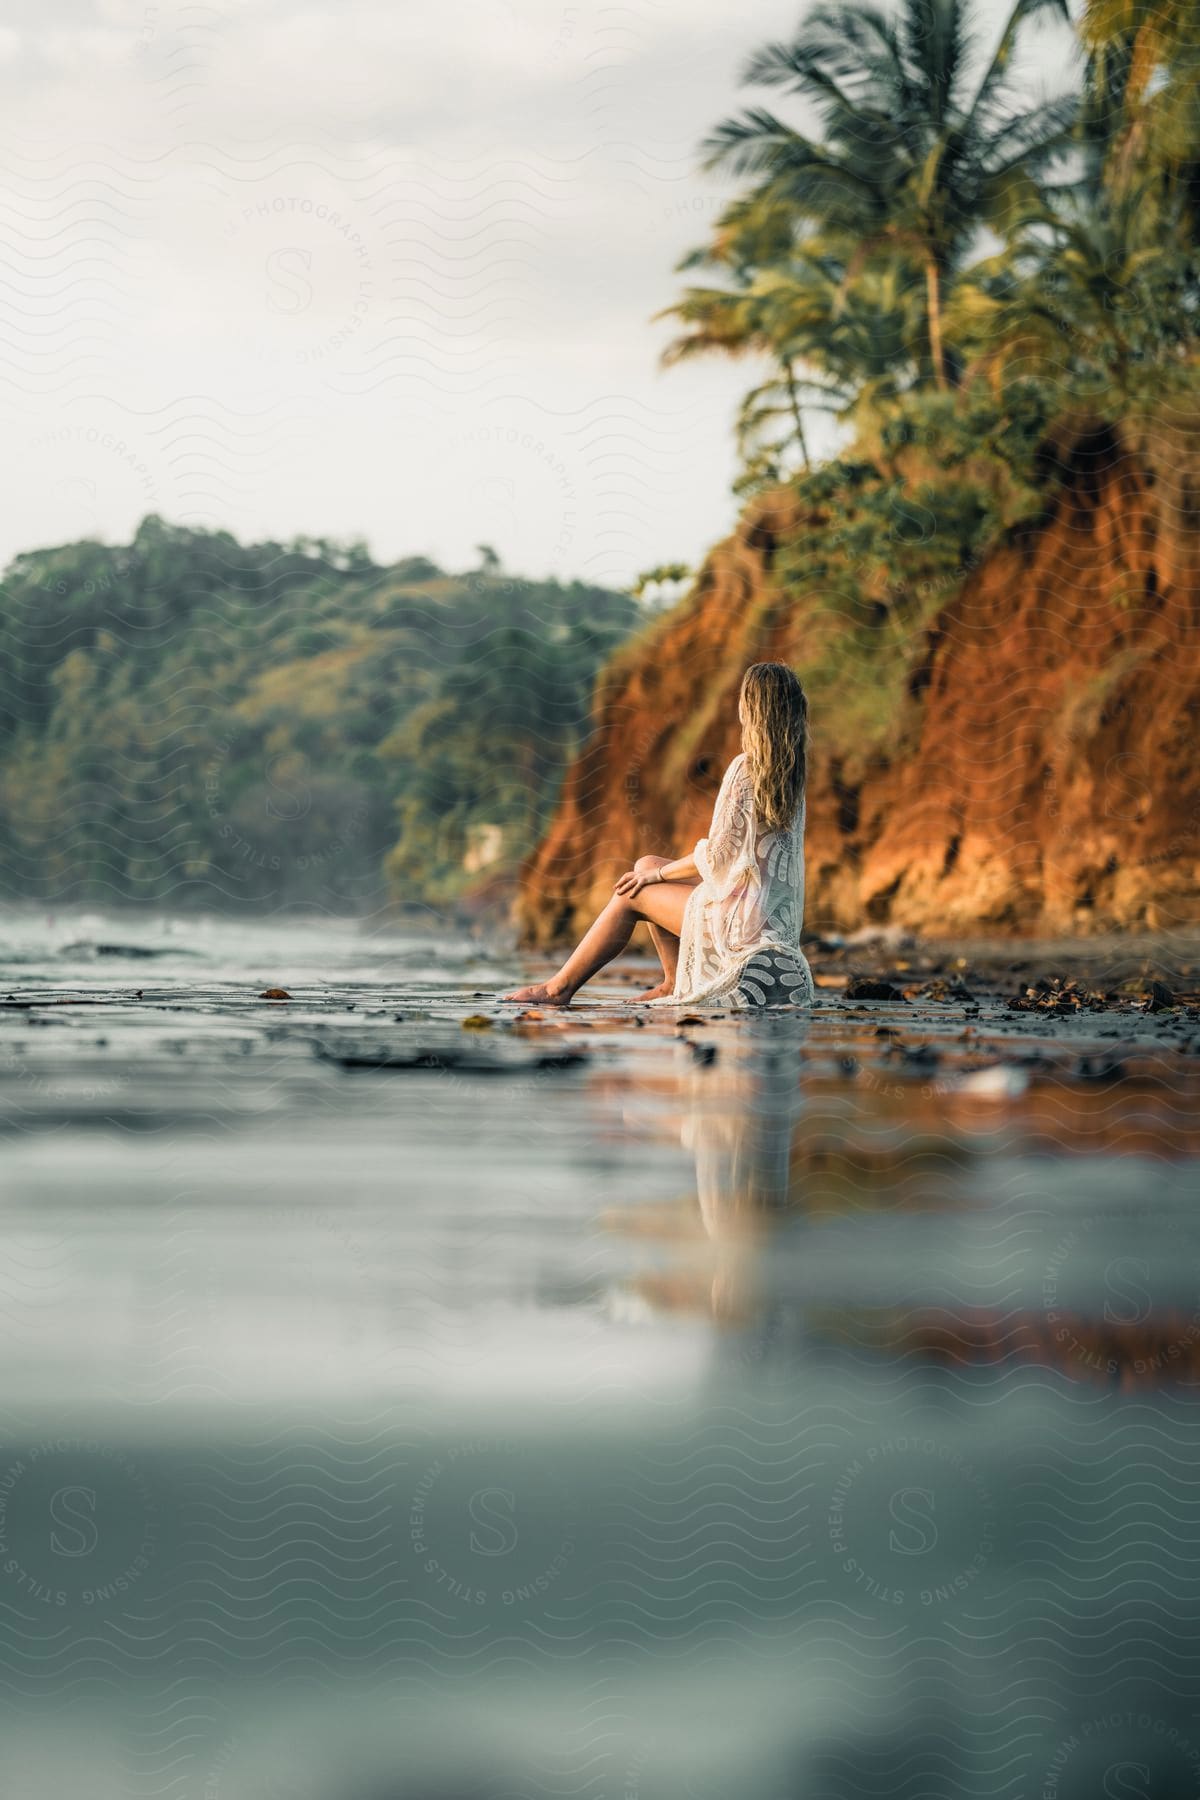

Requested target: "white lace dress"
[{"left": 662, "top": 752, "right": 814, "bottom": 1010}]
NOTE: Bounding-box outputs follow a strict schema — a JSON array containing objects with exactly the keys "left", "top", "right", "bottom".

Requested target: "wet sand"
[{"left": 2, "top": 913, "right": 1200, "bottom": 1799}]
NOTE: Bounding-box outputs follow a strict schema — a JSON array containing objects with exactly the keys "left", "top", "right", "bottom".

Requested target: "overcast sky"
[{"left": 0, "top": 0, "right": 1078, "bottom": 586}]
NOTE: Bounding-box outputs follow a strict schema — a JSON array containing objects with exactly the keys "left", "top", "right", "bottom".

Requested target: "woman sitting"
[{"left": 505, "top": 661, "right": 814, "bottom": 1010}]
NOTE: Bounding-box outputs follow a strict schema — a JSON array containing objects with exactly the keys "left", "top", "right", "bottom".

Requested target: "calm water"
[{"left": 2, "top": 910, "right": 1199, "bottom": 1799}]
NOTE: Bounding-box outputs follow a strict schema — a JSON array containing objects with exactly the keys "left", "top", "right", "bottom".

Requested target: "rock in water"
[{"left": 844, "top": 978, "right": 908, "bottom": 1002}]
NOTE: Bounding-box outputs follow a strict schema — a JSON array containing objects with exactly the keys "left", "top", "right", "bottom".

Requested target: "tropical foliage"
[
  {"left": 661, "top": 0, "right": 1200, "bottom": 491},
  {"left": 0, "top": 517, "right": 637, "bottom": 910},
  {"left": 647, "top": 0, "right": 1200, "bottom": 768}
]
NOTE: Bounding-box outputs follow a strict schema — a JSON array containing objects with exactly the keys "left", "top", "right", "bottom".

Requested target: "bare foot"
[
  {"left": 631, "top": 981, "right": 674, "bottom": 1003},
  {"left": 503, "top": 982, "right": 573, "bottom": 1006}
]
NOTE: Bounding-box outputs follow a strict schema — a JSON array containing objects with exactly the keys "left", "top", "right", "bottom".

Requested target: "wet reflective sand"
[{"left": 2, "top": 913, "right": 1199, "bottom": 1799}]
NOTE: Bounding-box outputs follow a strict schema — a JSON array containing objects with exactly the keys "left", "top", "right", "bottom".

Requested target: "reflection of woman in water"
[
  {"left": 506, "top": 661, "right": 814, "bottom": 1009},
  {"left": 607, "top": 1030, "right": 807, "bottom": 1330},
  {"left": 687, "top": 1034, "right": 801, "bottom": 1323}
]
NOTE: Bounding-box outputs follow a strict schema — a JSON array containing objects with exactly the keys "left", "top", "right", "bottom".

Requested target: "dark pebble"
[{"left": 845, "top": 978, "right": 908, "bottom": 1001}]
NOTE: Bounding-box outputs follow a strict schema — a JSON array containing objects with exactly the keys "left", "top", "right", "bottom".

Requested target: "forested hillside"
[{"left": 0, "top": 517, "right": 638, "bottom": 911}]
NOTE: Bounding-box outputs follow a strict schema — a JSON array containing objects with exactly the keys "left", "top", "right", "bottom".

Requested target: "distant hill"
[{"left": 0, "top": 516, "right": 639, "bottom": 912}]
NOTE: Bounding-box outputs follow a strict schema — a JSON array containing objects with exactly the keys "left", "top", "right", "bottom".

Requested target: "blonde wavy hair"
[{"left": 738, "top": 662, "right": 808, "bottom": 833}]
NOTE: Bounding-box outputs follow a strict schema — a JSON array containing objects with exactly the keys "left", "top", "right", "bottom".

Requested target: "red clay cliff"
[{"left": 517, "top": 416, "right": 1200, "bottom": 943}]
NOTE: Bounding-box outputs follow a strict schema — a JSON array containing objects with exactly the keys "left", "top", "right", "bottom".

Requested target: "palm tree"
[
  {"left": 1081, "top": 0, "right": 1194, "bottom": 107},
  {"left": 702, "top": 0, "right": 1078, "bottom": 388},
  {"left": 948, "top": 181, "right": 1199, "bottom": 397},
  {"left": 658, "top": 271, "right": 824, "bottom": 470},
  {"left": 659, "top": 196, "right": 920, "bottom": 479},
  {"left": 1079, "top": 0, "right": 1200, "bottom": 234}
]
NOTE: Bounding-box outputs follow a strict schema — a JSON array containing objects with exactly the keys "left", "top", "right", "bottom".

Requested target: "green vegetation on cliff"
[
  {"left": 663, "top": 0, "right": 1199, "bottom": 482},
  {"left": 0, "top": 518, "right": 637, "bottom": 910},
  {"left": 648, "top": 0, "right": 1200, "bottom": 766}
]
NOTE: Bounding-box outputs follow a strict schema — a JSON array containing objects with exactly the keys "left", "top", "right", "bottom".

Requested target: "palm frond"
[
  {"left": 774, "top": 1, "right": 918, "bottom": 112},
  {"left": 701, "top": 109, "right": 808, "bottom": 175},
  {"left": 744, "top": 43, "right": 908, "bottom": 155},
  {"left": 978, "top": 91, "right": 1080, "bottom": 168},
  {"left": 967, "top": 0, "right": 1072, "bottom": 128},
  {"left": 902, "top": 0, "right": 971, "bottom": 124}
]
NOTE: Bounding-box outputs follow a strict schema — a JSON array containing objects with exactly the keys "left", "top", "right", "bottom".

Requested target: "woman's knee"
[{"left": 634, "top": 854, "right": 667, "bottom": 875}]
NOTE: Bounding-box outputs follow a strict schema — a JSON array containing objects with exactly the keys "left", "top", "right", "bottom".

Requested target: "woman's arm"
[
  {"left": 693, "top": 756, "right": 755, "bottom": 900},
  {"left": 614, "top": 852, "right": 696, "bottom": 897},
  {"left": 614, "top": 754, "right": 752, "bottom": 898}
]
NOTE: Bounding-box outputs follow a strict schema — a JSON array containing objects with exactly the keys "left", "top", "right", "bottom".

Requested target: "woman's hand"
[{"left": 615, "top": 868, "right": 658, "bottom": 897}]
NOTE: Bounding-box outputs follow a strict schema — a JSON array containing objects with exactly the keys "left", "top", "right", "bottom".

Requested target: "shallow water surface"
[{"left": 2, "top": 911, "right": 1199, "bottom": 1799}]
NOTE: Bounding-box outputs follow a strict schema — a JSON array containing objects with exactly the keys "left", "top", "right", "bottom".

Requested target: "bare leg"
[
  {"left": 505, "top": 892, "right": 639, "bottom": 1005},
  {"left": 635, "top": 925, "right": 679, "bottom": 1002},
  {"left": 505, "top": 859, "right": 695, "bottom": 1006},
  {"left": 632, "top": 856, "right": 681, "bottom": 1000}
]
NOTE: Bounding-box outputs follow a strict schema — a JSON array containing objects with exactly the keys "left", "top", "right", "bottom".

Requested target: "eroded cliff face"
[{"left": 517, "top": 417, "right": 1200, "bottom": 944}]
